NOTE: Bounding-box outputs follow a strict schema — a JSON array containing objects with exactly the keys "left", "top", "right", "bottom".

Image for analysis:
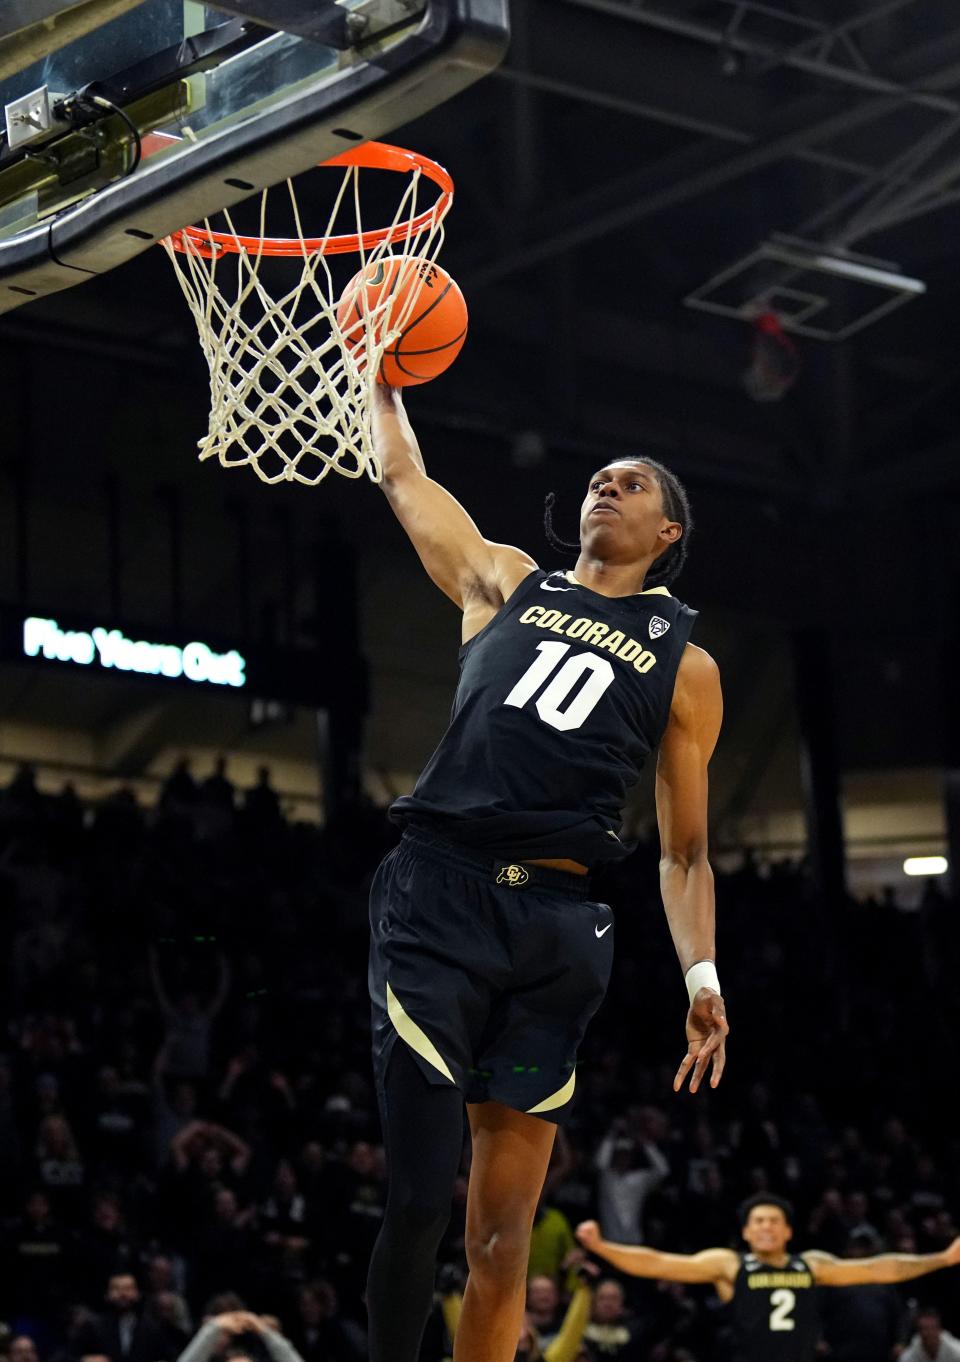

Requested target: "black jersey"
[
  {"left": 730, "top": 1253, "right": 819, "bottom": 1362},
  {"left": 390, "top": 568, "right": 697, "bottom": 865}
]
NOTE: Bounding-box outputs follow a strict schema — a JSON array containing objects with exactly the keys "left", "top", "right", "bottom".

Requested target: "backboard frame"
[{"left": 0, "top": 0, "right": 508, "bottom": 315}]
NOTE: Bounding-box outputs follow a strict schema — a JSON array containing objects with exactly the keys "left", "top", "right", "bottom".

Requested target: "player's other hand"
[
  {"left": 943, "top": 1236, "right": 960, "bottom": 1267},
  {"left": 674, "top": 989, "right": 729, "bottom": 1094},
  {"left": 575, "top": 1220, "right": 602, "bottom": 1253}
]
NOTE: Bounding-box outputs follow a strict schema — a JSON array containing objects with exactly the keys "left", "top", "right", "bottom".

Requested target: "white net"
[{"left": 162, "top": 152, "right": 450, "bottom": 486}]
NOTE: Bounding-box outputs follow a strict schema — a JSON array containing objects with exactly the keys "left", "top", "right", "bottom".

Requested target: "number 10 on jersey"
[{"left": 503, "top": 641, "right": 615, "bottom": 732}]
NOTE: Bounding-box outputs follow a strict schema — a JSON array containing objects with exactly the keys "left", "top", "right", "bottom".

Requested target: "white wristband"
[{"left": 685, "top": 960, "right": 720, "bottom": 1007}]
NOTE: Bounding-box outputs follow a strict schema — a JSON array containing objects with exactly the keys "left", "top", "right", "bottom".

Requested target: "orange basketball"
[{"left": 336, "top": 255, "right": 468, "bottom": 386}]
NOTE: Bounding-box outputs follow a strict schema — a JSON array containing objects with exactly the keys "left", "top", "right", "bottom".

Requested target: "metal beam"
[
  {"left": 464, "top": 92, "right": 912, "bottom": 287},
  {"left": 563, "top": 0, "right": 960, "bottom": 116},
  {"left": 494, "top": 61, "right": 916, "bottom": 186},
  {"left": 720, "top": 0, "right": 923, "bottom": 80},
  {"left": 466, "top": 6, "right": 960, "bottom": 289}
]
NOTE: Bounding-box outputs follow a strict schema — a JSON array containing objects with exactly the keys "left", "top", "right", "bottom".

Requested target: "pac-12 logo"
[
  {"left": 496, "top": 864, "right": 529, "bottom": 887},
  {"left": 649, "top": 616, "right": 670, "bottom": 639}
]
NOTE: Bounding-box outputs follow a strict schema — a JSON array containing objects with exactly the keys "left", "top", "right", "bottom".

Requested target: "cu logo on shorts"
[{"left": 496, "top": 864, "right": 529, "bottom": 887}]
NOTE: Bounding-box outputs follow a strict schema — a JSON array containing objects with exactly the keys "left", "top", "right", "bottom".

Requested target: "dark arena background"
[{"left": 0, "top": 2, "right": 959, "bottom": 1361}]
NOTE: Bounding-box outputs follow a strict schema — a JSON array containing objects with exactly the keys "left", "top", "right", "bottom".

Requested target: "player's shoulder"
[
  {"left": 487, "top": 542, "right": 540, "bottom": 600},
  {"left": 702, "top": 1246, "right": 741, "bottom": 1281},
  {"left": 677, "top": 642, "right": 719, "bottom": 683},
  {"left": 799, "top": 1249, "right": 829, "bottom": 1277},
  {"left": 669, "top": 643, "right": 721, "bottom": 727}
]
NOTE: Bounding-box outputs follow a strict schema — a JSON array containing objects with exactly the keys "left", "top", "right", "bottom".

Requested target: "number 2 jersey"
[
  {"left": 730, "top": 1253, "right": 819, "bottom": 1362},
  {"left": 390, "top": 567, "right": 698, "bottom": 866}
]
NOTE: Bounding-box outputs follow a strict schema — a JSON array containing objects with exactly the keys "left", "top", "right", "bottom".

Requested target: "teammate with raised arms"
[
  {"left": 576, "top": 1195, "right": 960, "bottom": 1362},
  {"left": 364, "top": 384, "right": 728, "bottom": 1362}
]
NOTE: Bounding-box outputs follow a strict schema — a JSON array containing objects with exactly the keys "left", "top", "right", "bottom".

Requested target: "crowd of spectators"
[{"left": 0, "top": 760, "right": 957, "bottom": 1362}]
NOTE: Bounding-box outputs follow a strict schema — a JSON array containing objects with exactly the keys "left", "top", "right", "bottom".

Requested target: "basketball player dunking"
[
  {"left": 364, "top": 385, "right": 729, "bottom": 1362},
  {"left": 576, "top": 1196, "right": 960, "bottom": 1362}
]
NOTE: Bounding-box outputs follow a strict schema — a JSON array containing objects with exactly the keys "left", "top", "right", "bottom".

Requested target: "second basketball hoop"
[{"left": 162, "top": 143, "right": 459, "bottom": 488}]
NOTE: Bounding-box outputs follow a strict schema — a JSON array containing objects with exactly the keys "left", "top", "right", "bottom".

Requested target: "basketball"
[{"left": 336, "top": 255, "right": 468, "bottom": 386}]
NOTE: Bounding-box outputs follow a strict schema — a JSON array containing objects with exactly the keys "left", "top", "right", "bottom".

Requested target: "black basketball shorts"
[{"left": 368, "top": 829, "right": 614, "bottom": 1124}]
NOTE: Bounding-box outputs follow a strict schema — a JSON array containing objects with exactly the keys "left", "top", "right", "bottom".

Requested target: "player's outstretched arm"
[
  {"left": 371, "top": 384, "right": 536, "bottom": 612},
  {"left": 575, "top": 1220, "right": 736, "bottom": 1289},
  {"left": 807, "top": 1239, "right": 960, "bottom": 1287},
  {"left": 656, "top": 644, "right": 727, "bottom": 1093}
]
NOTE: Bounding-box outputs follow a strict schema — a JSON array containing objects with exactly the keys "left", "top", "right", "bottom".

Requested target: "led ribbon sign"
[{"left": 23, "top": 616, "right": 246, "bottom": 689}]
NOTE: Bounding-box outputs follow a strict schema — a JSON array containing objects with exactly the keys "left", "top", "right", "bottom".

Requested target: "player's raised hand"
[
  {"left": 674, "top": 989, "right": 728, "bottom": 1093},
  {"left": 575, "top": 1220, "right": 603, "bottom": 1253}
]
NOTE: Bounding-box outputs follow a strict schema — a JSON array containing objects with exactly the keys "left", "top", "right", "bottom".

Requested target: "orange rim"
[{"left": 166, "top": 141, "right": 454, "bottom": 258}]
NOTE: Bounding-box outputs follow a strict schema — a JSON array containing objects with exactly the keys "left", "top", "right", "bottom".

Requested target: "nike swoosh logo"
[
  {"left": 540, "top": 579, "right": 576, "bottom": 592},
  {"left": 595, "top": 923, "right": 612, "bottom": 938}
]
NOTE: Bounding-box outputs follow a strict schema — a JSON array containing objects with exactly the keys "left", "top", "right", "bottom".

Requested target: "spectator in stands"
[
  {"left": 528, "top": 1202, "right": 578, "bottom": 1283},
  {"left": 595, "top": 1113, "right": 669, "bottom": 1245},
  {"left": 0, "top": 1053, "right": 23, "bottom": 1198},
  {"left": 329, "top": 1141, "right": 385, "bottom": 1307},
  {"left": 9, "top": 1190, "right": 72, "bottom": 1322},
  {"left": 160, "top": 761, "right": 198, "bottom": 819},
  {"left": 201, "top": 761, "right": 235, "bottom": 813},
  {"left": 5, "top": 763, "right": 42, "bottom": 818},
  {"left": 149, "top": 947, "right": 230, "bottom": 1084},
  {"left": 75, "top": 1273, "right": 174, "bottom": 1362},
  {"left": 807, "top": 1188, "right": 848, "bottom": 1255},
  {"left": 33, "top": 1114, "right": 85, "bottom": 1210},
  {"left": 843, "top": 1191, "right": 881, "bottom": 1243},
  {"left": 87, "top": 1065, "right": 149, "bottom": 1176},
  {"left": 443, "top": 1274, "right": 591, "bottom": 1362},
  {"left": 144, "top": 1294, "right": 190, "bottom": 1354},
  {"left": 243, "top": 769, "right": 282, "bottom": 828},
  {"left": 74, "top": 1194, "right": 139, "bottom": 1307},
  {"left": 259, "top": 1159, "right": 310, "bottom": 1262},
  {"left": 901, "top": 1308, "right": 960, "bottom": 1362},
  {"left": 287, "top": 1283, "right": 366, "bottom": 1362},
  {"left": 189, "top": 1189, "right": 256, "bottom": 1309},
  {"left": 582, "top": 1279, "right": 645, "bottom": 1361},
  {"left": 175, "top": 1311, "right": 302, "bottom": 1362},
  {"left": 526, "top": 1278, "right": 564, "bottom": 1349},
  {"left": 169, "top": 1120, "right": 251, "bottom": 1189},
  {"left": 818, "top": 1229, "right": 905, "bottom": 1362},
  {"left": 216, "top": 1050, "right": 297, "bottom": 1149},
  {"left": 151, "top": 1047, "right": 200, "bottom": 1167},
  {"left": 142, "top": 1257, "right": 191, "bottom": 1339},
  {"left": 8, "top": 1337, "right": 40, "bottom": 1362},
  {"left": 2, "top": 773, "right": 960, "bottom": 1358}
]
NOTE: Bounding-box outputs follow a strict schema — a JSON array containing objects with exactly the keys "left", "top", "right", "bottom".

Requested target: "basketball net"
[
  {"left": 742, "top": 311, "right": 801, "bottom": 404},
  {"left": 161, "top": 144, "right": 453, "bottom": 486}
]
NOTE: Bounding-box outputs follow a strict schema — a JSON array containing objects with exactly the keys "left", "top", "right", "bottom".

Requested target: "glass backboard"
[{"left": 0, "top": 0, "right": 508, "bottom": 312}]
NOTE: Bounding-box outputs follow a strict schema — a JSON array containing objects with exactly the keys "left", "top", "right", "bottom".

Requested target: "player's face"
[
  {"left": 579, "top": 462, "right": 679, "bottom": 566},
  {"left": 742, "top": 1206, "right": 793, "bottom": 1255}
]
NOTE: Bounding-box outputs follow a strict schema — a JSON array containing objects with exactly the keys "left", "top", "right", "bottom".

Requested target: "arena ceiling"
[
  {"left": 0, "top": 0, "right": 957, "bottom": 813},
  {"left": 5, "top": 0, "right": 960, "bottom": 503}
]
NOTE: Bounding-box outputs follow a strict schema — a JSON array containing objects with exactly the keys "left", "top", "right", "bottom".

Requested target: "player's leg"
[
  {"left": 451, "top": 876, "right": 613, "bottom": 1360},
  {"left": 366, "top": 1040, "right": 465, "bottom": 1362},
  {"left": 366, "top": 836, "right": 490, "bottom": 1362},
  {"left": 453, "top": 1100, "right": 557, "bottom": 1362}
]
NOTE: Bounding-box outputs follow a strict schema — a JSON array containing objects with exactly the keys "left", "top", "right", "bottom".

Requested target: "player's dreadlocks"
[{"left": 543, "top": 457, "right": 693, "bottom": 588}]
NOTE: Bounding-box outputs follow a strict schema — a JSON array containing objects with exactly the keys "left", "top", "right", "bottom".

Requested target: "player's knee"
[{"left": 465, "top": 1219, "right": 530, "bottom": 1284}]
